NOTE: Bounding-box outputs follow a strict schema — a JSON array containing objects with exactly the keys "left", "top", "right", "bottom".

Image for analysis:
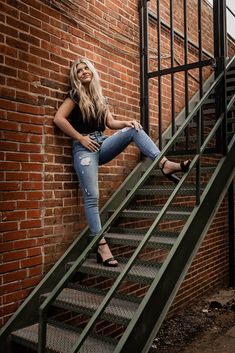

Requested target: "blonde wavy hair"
[{"left": 69, "top": 57, "right": 108, "bottom": 125}]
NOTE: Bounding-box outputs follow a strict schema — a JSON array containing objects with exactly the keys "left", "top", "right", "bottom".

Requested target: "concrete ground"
[
  {"left": 150, "top": 289, "right": 235, "bottom": 353},
  {"left": 181, "top": 324, "right": 235, "bottom": 353}
]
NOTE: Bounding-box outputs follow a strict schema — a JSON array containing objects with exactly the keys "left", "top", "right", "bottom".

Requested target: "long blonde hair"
[{"left": 69, "top": 58, "right": 108, "bottom": 125}]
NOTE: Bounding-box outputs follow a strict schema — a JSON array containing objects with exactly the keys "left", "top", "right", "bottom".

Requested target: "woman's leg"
[
  {"left": 99, "top": 127, "right": 190, "bottom": 181},
  {"left": 99, "top": 127, "right": 160, "bottom": 164},
  {"left": 73, "top": 144, "right": 101, "bottom": 235},
  {"left": 73, "top": 142, "right": 117, "bottom": 265}
]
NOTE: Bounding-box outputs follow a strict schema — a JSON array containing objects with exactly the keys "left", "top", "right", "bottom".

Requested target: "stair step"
[
  {"left": 44, "top": 286, "right": 139, "bottom": 326},
  {"left": 150, "top": 165, "right": 216, "bottom": 176},
  {"left": 206, "top": 95, "right": 233, "bottom": 104},
  {"left": 227, "top": 68, "right": 235, "bottom": 77},
  {"left": 228, "top": 116, "right": 235, "bottom": 123},
  {"left": 167, "top": 135, "right": 215, "bottom": 144},
  {"left": 119, "top": 206, "right": 192, "bottom": 219},
  {"left": 71, "top": 258, "right": 160, "bottom": 285},
  {"left": 135, "top": 184, "right": 203, "bottom": 196},
  {"left": 11, "top": 322, "right": 115, "bottom": 353},
  {"left": 106, "top": 231, "right": 177, "bottom": 248},
  {"left": 226, "top": 75, "right": 235, "bottom": 82}
]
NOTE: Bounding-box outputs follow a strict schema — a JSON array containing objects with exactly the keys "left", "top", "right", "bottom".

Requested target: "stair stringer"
[
  {"left": 0, "top": 68, "right": 217, "bottom": 350},
  {"left": 114, "top": 137, "right": 235, "bottom": 353},
  {"left": 0, "top": 64, "right": 221, "bottom": 352}
]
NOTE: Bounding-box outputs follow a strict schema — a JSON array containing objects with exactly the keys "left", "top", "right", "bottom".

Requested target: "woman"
[{"left": 54, "top": 58, "right": 190, "bottom": 267}]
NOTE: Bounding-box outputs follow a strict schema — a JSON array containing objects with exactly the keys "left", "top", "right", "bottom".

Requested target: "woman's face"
[{"left": 76, "top": 62, "right": 93, "bottom": 86}]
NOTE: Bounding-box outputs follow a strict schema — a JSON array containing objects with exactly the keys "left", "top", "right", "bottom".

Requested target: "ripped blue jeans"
[{"left": 72, "top": 127, "right": 160, "bottom": 235}]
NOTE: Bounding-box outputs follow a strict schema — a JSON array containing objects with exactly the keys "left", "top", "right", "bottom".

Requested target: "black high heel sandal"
[
  {"left": 160, "top": 160, "right": 191, "bottom": 185},
  {"left": 96, "top": 241, "right": 118, "bottom": 267}
]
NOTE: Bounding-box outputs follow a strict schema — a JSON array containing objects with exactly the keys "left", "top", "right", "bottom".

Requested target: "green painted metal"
[
  {"left": 60, "top": 57, "right": 235, "bottom": 353},
  {"left": 114, "top": 136, "right": 235, "bottom": 353},
  {"left": 0, "top": 59, "right": 224, "bottom": 352},
  {"left": 1, "top": 52, "right": 234, "bottom": 353}
]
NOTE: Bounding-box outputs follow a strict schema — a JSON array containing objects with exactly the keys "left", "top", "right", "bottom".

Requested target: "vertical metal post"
[
  {"left": 198, "top": 0, "right": 203, "bottom": 141},
  {"left": 140, "top": 0, "right": 150, "bottom": 134},
  {"left": 170, "top": 0, "right": 175, "bottom": 138},
  {"left": 38, "top": 309, "right": 47, "bottom": 353},
  {"left": 184, "top": 0, "right": 189, "bottom": 151},
  {"left": 157, "top": 0, "right": 162, "bottom": 149},
  {"left": 196, "top": 0, "right": 203, "bottom": 205},
  {"left": 213, "top": 0, "right": 228, "bottom": 155},
  {"left": 228, "top": 181, "right": 235, "bottom": 288}
]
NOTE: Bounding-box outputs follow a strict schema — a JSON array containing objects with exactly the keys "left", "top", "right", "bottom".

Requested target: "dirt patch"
[{"left": 149, "top": 289, "right": 235, "bottom": 353}]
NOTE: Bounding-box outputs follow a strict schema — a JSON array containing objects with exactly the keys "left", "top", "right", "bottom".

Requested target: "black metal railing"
[
  {"left": 37, "top": 55, "right": 235, "bottom": 353},
  {"left": 140, "top": 0, "right": 231, "bottom": 152}
]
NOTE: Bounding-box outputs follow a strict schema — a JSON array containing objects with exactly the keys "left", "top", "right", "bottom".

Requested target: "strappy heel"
[
  {"left": 96, "top": 241, "right": 118, "bottom": 267},
  {"left": 160, "top": 159, "right": 191, "bottom": 184},
  {"left": 180, "top": 160, "right": 191, "bottom": 172}
]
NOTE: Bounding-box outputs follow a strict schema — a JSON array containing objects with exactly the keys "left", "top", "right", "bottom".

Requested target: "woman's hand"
[
  {"left": 106, "top": 110, "right": 142, "bottom": 131},
  {"left": 79, "top": 135, "right": 100, "bottom": 152},
  {"left": 125, "top": 120, "right": 142, "bottom": 130}
]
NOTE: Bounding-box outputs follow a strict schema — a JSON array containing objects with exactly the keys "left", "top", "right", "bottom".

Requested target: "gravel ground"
[{"left": 149, "top": 289, "right": 235, "bottom": 353}]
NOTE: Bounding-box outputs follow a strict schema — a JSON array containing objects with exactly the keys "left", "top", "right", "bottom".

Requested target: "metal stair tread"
[
  {"left": 136, "top": 184, "right": 205, "bottom": 195},
  {"left": 106, "top": 231, "right": 176, "bottom": 247},
  {"left": 150, "top": 165, "right": 216, "bottom": 176},
  {"left": 50, "top": 287, "right": 138, "bottom": 324},
  {"left": 120, "top": 205, "right": 192, "bottom": 219},
  {"left": 11, "top": 323, "right": 115, "bottom": 353},
  {"left": 78, "top": 258, "right": 159, "bottom": 284}
]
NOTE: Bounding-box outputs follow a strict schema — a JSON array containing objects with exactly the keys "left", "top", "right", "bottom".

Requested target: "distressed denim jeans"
[{"left": 72, "top": 127, "right": 160, "bottom": 235}]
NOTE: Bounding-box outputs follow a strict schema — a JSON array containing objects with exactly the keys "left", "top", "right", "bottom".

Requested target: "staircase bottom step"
[{"left": 11, "top": 323, "right": 115, "bottom": 353}]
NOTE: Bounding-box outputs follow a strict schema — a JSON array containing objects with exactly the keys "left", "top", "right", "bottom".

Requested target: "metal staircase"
[{"left": 0, "top": 56, "right": 234, "bottom": 353}]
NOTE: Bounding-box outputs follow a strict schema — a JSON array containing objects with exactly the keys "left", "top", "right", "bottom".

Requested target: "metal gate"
[
  {"left": 139, "top": 0, "right": 229, "bottom": 152},
  {"left": 139, "top": 0, "right": 235, "bottom": 286}
]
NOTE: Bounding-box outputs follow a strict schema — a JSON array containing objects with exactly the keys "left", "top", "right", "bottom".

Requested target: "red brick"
[
  {"left": 5, "top": 172, "right": 29, "bottom": 181},
  {"left": 0, "top": 0, "right": 234, "bottom": 325},
  {"left": 28, "top": 265, "right": 43, "bottom": 277},
  {"left": 13, "top": 239, "right": 37, "bottom": 250},
  {"left": 27, "top": 247, "right": 42, "bottom": 257},
  {"left": 0, "top": 23, "right": 18, "bottom": 37},
  {"left": 3, "top": 230, "right": 27, "bottom": 242},
  {"left": 2, "top": 131, "right": 28, "bottom": 143},
  {"left": 21, "top": 255, "right": 42, "bottom": 269},
  {"left": 5, "top": 152, "right": 29, "bottom": 162},
  {"left": 0, "top": 86, "right": 15, "bottom": 100},
  {"left": 0, "top": 261, "right": 21, "bottom": 274},
  {"left": 0, "top": 140, "right": 18, "bottom": 151},
  {"left": 0, "top": 182, "right": 20, "bottom": 191},
  {"left": 6, "top": 16, "right": 29, "bottom": 33},
  {"left": 3, "top": 250, "right": 27, "bottom": 262},
  {"left": 2, "top": 210, "right": 25, "bottom": 221},
  {"left": 21, "top": 276, "right": 42, "bottom": 289},
  {"left": 21, "top": 162, "right": 43, "bottom": 172},
  {"left": 3, "top": 270, "right": 27, "bottom": 284}
]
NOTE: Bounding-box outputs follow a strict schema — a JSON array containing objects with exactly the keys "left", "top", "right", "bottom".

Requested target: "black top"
[{"left": 67, "top": 90, "right": 106, "bottom": 134}]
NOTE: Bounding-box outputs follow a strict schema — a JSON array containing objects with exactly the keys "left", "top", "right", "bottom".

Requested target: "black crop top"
[{"left": 67, "top": 90, "right": 106, "bottom": 134}]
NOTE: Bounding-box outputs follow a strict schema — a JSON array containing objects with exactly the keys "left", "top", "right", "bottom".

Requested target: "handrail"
[
  {"left": 115, "top": 135, "right": 235, "bottom": 353},
  {"left": 70, "top": 78, "right": 234, "bottom": 353},
  {"left": 38, "top": 54, "right": 235, "bottom": 353}
]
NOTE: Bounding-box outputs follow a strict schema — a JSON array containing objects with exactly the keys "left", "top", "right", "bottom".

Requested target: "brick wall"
[{"left": 0, "top": 0, "right": 234, "bottom": 326}]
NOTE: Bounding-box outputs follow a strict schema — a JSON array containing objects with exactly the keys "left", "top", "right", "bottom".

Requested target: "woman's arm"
[
  {"left": 54, "top": 98, "right": 100, "bottom": 152},
  {"left": 106, "top": 111, "right": 142, "bottom": 130}
]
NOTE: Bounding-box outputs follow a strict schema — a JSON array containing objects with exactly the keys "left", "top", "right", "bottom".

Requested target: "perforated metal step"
[
  {"left": 119, "top": 206, "right": 192, "bottom": 219},
  {"left": 71, "top": 258, "right": 160, "bottom": 285},
  {"left": 43, "top": 287, "right": 139, "bottom": 326},
  {"left": 11, "top": 322, "right": 115, "bottom": 353},
  {"left": 106, "top": 231, "right": 177, "bottom": 249},
  {"left": 135, "top": 184, "right": 204, "bottom": 196}
]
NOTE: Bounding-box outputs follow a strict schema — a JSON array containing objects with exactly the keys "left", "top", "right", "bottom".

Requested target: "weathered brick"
[{"left": 0, "top": 0, "right": 234, "bottom": 327}]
